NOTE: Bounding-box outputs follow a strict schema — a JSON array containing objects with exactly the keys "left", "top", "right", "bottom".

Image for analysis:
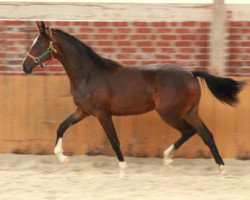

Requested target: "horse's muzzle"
[{"left": 23, "top": 64, "right": 33, "bottom": 74}]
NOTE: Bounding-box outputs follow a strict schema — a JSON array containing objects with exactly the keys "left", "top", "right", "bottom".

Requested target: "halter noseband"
[{"left": 27, "top": 28, "right": 57, "bottom": 68}]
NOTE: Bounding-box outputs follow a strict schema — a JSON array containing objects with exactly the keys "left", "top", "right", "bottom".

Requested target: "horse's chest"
[
  {"left": 71, "top": 88, "right": 91, "bottom": 105},
  {"left": 71, "top": 84, "right": 108, "bottom": 108}
]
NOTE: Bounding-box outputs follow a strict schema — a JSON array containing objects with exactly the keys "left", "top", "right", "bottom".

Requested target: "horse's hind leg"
[
  {"left": 185, "top": 108, "right": 225, "bottom": 173},
  {"left": 163, "top": 120, "right": 197, "bottom": 166},
  {"left": 54, "top": 107, "right": 88, "bottom": 163}
]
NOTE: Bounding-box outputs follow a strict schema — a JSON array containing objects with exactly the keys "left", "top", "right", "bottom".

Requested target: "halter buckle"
[
  {"left": 49, "top": 41, "right": 57, "bottom": 53},
  {"left": 34, "top": 58, "right": 39, "bottom": 63}
]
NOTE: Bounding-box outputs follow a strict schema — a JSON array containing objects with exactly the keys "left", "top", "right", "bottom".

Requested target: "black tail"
[{"left": 192, "top": 70, "right": 247, "bottom": 106}]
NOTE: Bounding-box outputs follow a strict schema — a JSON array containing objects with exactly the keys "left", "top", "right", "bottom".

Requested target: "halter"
[{"left": 27, "top": 28, "right": 57, "bottom": 68}]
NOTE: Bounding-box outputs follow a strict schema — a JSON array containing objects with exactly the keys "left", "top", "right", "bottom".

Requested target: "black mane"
[{"left": 53, "top": 29, "right": 123, "bottom": 70}]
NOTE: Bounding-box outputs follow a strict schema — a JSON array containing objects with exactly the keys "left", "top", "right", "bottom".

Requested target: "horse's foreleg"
[
  {"left": 164, "top": 120, "right": 196, "bottom": 166},
  {"left": 54, "top": 107, "right": 88, "bottom": 163},
  {"left": 97, "top": 113, "right": 126, "bottom": 171}
]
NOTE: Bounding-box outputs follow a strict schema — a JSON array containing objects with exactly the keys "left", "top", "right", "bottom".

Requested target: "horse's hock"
[{"left": 0, "top": 1, "right": 250, "bottom": 159}]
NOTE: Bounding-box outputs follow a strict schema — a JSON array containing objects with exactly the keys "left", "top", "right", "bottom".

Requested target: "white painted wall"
[
  {"left": 0, "top": 1, "right": 249, "bottom": 21},
  {"left": 0, "top": 2, "right": 212, "bottom": 21},
  {"left": 0, "top": 0, "right": 213, "bottom": 3}
]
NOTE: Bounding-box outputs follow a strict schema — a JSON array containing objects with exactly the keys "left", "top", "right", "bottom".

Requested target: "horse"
[{"left": 22, "top": 21, "right": 245, "bottom": 173}]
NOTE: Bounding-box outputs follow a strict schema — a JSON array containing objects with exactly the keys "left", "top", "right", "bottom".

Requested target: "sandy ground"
[{"left": 0, "top": 154, "right": 249, "bottom": 200}]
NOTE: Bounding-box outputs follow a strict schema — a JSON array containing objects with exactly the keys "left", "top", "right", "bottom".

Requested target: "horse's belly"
[
  {"left": 111, "top": 106, "right": 155, "bottom": 116},
  {"left": 110, "top": 97, "right": 155, "bottom": 116}
]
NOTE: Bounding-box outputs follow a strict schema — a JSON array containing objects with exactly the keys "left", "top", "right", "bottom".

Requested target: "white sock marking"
[
  {"left": 218, "top": 165, "right": 226, "bottom": 174},
  {"left": 119, "top": 162, "right": 127, "bottom": 178},
  {"left": 163, "top": 144, "right": 175, "bottom": 166},
  {"left": 164, "top": 144, "right": 175, "bottom": 158},
  {"left": 119, "top": 161, "right": 127, "bottom": 169},
  {"left": 54, "top": 138, "right": 69, "bottom": 163}
]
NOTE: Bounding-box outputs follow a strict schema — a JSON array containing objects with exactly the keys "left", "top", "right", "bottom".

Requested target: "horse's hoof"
[
  {"left": 119, "top": 170, "right": 126, "bottom": 178},
  {"left": 63, "top": 156, "right": 70, "bottom": 164},
  {"left": 163, "top": 158, "right": 173, "bottom": 166},
  {"left": 58, "top": 155, "right": 69, "bottom": 164},
  {"left": 118, "top": 162, "right": 127, "bottom": 178},
  {"left": 218, "top": 165, "right": 226, "bottom": 174},
  {"left": 119, "top": 161, "right": 127, "bottom": 170}
]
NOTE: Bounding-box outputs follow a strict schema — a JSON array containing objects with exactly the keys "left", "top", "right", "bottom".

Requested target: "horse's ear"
[
  {"left": 36, "top": 21, "right": 49, "bottom": 37},
  {"left": 36, "top": 21, "right": 46, "bottom": 34}
]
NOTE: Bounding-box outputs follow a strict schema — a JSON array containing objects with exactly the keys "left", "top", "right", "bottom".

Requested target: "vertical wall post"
[{"left": 210, "top": 0, "right": 226, "bottom": 75}]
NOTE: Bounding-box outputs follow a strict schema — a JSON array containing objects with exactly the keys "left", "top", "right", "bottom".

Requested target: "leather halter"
[{"left": 26, "top": 28, "right": 57, "bottom": 68}]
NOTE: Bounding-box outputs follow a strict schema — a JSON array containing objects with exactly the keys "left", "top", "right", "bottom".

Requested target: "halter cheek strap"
[{"left": 27, "top": 52, "right": 47, "bottom": 68}]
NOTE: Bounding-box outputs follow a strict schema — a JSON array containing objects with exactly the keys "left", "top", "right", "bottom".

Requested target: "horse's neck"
[{"left": 54, "top": 33, "right": 95, "bottom": 86}]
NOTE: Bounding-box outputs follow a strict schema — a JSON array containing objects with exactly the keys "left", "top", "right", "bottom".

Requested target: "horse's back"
[{"left": 139, "top": 64, "right": 200, "bottom": 95}]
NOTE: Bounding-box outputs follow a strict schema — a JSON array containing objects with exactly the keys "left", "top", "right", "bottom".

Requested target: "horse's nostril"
[
  {"left": 23, "top": 64, "right": 27, "bottom": 72},
  {"left": 23, "top": 63, "right": 32, "bottom": 74}
]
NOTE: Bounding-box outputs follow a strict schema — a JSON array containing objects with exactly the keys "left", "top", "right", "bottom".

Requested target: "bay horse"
[{"left": 22, "top": 21, "right": 245, "bottom": 173}]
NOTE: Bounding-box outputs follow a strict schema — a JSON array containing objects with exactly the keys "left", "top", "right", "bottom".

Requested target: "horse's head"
[{"left": 22, "top": 21, "right": 57, "bottom": 74}]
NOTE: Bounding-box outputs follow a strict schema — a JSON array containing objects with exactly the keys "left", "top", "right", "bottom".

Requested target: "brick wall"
[
  {"left": 226, "top": 21, "right": 250, "bottom": 76},
  {"left": 0, "top": 20, "right": 250, "bottom": 76},
  {"left": 0, "top": 20, "right": 210, "bottom": 75}
]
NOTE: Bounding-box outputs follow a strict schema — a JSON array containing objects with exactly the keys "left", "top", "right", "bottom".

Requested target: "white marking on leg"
[
  {"left": 218, "top": 165, "right": 226, "bottom": 174},
  {"left": 54, "top": 138, "right": 69, "bottom": 164},
  {"left": 164, "top": 144, "right": 175, "bottom": 157},
  {"left": 163, "top": 144, "right": 175, "bottom": 166},
  {"left": 119, "top": 161, "right": 127, "bottom": 178},
  {"left": 119, "top": 161, "right": 127, "bottom": 169}
]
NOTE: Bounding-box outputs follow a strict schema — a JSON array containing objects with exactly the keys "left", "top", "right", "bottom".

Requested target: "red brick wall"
[
  {"left": 0, "top": 20, "right": 210, "bottom": 75},
  {"left": 0, "top": 20, "right": 249, "bottom": 76},
  {"left": 226, "top": 21, "right": 250, "bottom": 76}
]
